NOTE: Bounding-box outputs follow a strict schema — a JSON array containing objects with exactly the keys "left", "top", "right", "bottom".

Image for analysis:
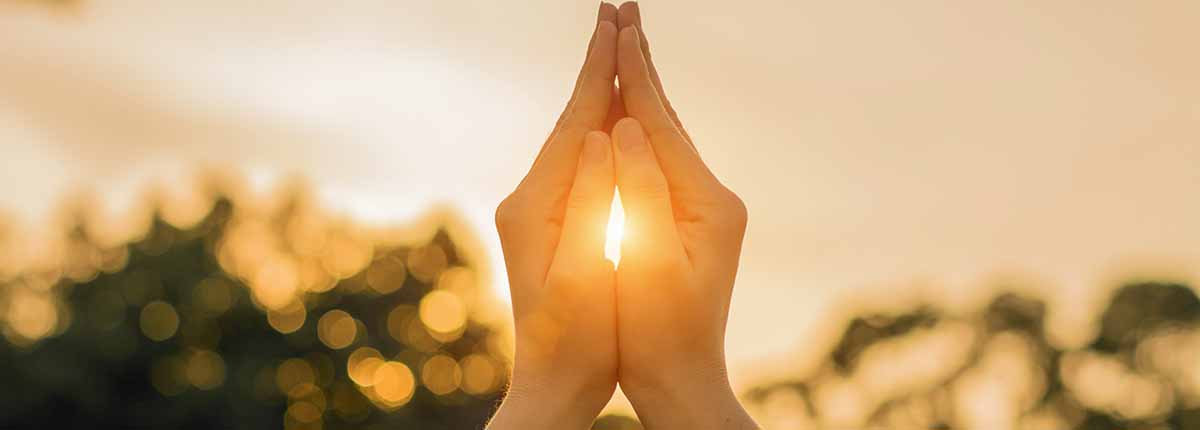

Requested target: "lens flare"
[{"left": 604, "top": 190, "right": 625, "bottom": 265}]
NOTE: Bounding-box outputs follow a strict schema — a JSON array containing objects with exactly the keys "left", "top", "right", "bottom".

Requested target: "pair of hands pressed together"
[{"left": 490, "top": 3, "right": 757, "bottom": 429}]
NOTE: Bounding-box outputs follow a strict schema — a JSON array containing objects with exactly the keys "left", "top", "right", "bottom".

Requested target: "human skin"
[
  {"left": 488, "top": 2, "right": 758, "bottom": 429},
  {"left": 487, "top": 4, "right": 621, "bottom": 429},
  {"left": 610, "top": 3, "right": 758, "bottom": 429}
]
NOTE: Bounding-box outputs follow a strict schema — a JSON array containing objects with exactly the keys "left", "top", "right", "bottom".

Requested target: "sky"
[{"left": 2, "top": 0, "right": 1199, "bottom": 395}]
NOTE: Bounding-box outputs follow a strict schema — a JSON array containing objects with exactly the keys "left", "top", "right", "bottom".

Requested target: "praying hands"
[{"left": 488, "top": 3, "right": 757, "bottom": 429}]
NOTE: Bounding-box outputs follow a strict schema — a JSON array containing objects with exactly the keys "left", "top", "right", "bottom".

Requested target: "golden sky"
[{"left": 2, "top": 0, "right": 1199, "bottom": 394}]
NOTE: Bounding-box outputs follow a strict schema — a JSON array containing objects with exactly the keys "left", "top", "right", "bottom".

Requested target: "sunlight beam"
[{"left": 604, "top": 190, "right": 625, "bottom": 266}]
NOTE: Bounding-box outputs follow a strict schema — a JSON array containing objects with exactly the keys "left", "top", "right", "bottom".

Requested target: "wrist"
[
  {"left": 620, "top": 353, "right": 730, "bottom": 397},
  {"left": 621, "top": 361, "right": 758, "bottom": 430},
  {"left": 488, "top": 364, "right": 615, "bottom": 430},
  {"left": 510, "top": 364, "right": 617, "bottom": 412}
]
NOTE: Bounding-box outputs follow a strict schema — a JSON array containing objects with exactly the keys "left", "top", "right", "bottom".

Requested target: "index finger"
[
  {"left": 616, "top": 1, "right": 694, "bottom": 149},
  {"left": 517, "top": 6, "right": 619, "bottom": 193},
  {"left": 617, "top": 26, "right": 717, "bottom": 192}
]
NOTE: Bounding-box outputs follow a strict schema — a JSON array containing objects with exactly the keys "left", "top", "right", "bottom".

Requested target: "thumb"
[
  {"left": 611, "top": 118, "right": 682, "bottom": 260},
  {"left": 554, "top": 131, "right": 617, "bottom": 265}
]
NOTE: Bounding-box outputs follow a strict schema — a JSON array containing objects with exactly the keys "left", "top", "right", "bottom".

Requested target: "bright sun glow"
[{"left": 604, "top": 190, "right": 625, "bottom": 265}]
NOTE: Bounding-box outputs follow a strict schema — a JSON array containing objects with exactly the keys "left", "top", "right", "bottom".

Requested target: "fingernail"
[
  {"left": 583, "top": 132, "right": 610, "bottom": 163},
  {"left": 614, "top": 118, "right": 646, "bottom": 152}
]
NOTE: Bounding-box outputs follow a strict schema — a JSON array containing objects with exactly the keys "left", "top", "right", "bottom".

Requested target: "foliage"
[
  {"left": 746, "top": 285, "right": 1200, "bottom": 429},
  {"left": 0, "top": 189, "right": 506, "bottom": 430}
]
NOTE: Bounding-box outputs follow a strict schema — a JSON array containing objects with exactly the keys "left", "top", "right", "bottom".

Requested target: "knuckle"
[
  {"left": 716, "top": 187, "right": 748, "bottom": 227},
  {"left": 494, "top": 194, "right": 527, "bottom": 230},
  {"left": 728, "top": 192, "right": 748, "bottom": 223}
]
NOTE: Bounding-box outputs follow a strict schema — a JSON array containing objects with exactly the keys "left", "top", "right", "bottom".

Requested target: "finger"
[
  {"left": 554, "top": 2, "right": 619, "bottom": 136},
  {"left": 558, "top": 19, "right": 620, "bottom": 134},
  {"left": 554, "top": 131, "right": 617, "bottom": 265},
  {"left": 610, "top": 118, "right": 685, "bottom": 260},
  {"left": 602, "top": 84, "right": 626, "bottom": 133},
  {"left": 557, "top": 2, "right": 619, "bottom": 135},
  {"left": 520, "top": 19, "right": 619, "bottom": 192},
  {"left": 616, "top": 1, "right": 694, "bottom": 148},
  {"left": 617, "top": 26, "right": 716, "bottom": 191},
  {"left": 598, "top": 1, "right": 618, "bottom": 25},
  {"left": 537, "top": 2, "right": 618, "bottom": 161}
]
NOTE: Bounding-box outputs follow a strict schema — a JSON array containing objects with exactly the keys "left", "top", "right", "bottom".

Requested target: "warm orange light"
[
  {"left": 372, "top": 361, "right": 416, "bottom": 407},
  {"left": 604, "top": 190, "right": 625, "bottom": 265},
  {"left": 317, "top": 309, "right": 358, "bottom": 350}
]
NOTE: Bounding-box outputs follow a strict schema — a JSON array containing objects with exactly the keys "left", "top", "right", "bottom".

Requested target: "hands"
[
  {"left": 490, "top": 3, "right": 757, "bottom": 429},
  {"left": 489, "top": 4, "right": 619, "bottom": 428},
  {"left": 611, "top": 8, "right": 756, "bottom": 426}
]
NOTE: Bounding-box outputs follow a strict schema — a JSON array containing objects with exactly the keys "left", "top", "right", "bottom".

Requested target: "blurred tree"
[
  {"left": 4, "top": 179, "right": 1199, "bottom": 430},
  {"left": 0, "top": 187, "right": 506, "bottom": 430},
  {"left": 830, "top": 306, "right": 940, "bottom": 371},
  {"left": 1092, "top": 282, "right": 1200, "bottom": 353},
  {"left": 746, "top": 283, "right": 1200, "bottom": 429}
]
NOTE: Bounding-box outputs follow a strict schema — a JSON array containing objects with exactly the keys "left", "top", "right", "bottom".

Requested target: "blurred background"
[{"left": 2, "top": 0, "right": 1199, "bottom": 429}]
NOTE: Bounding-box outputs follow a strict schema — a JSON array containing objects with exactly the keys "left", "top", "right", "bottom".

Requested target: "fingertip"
[
  {"left": 614, "top": 117, "right": 643, "bottom": 135},
  {"left": 618, "top": 2, "right": 639, "bottom": 16},
  {"left": 617, "top": 1, "right": 640, "bottom": 29},
  {"left": 612, "top": 118, "right": 647, "bottom": 152},
  {"left": 599, "top": 2, "right": 619, "bottom": 23},
  {"left": 585, "top": 129, "right": 610, "bottom": 142},
  {"left": 582, "top": 131, "right": 613, "bottom": 165},
  {"left": 584, "top": 130, "right": 612, "bottom": 149}
]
